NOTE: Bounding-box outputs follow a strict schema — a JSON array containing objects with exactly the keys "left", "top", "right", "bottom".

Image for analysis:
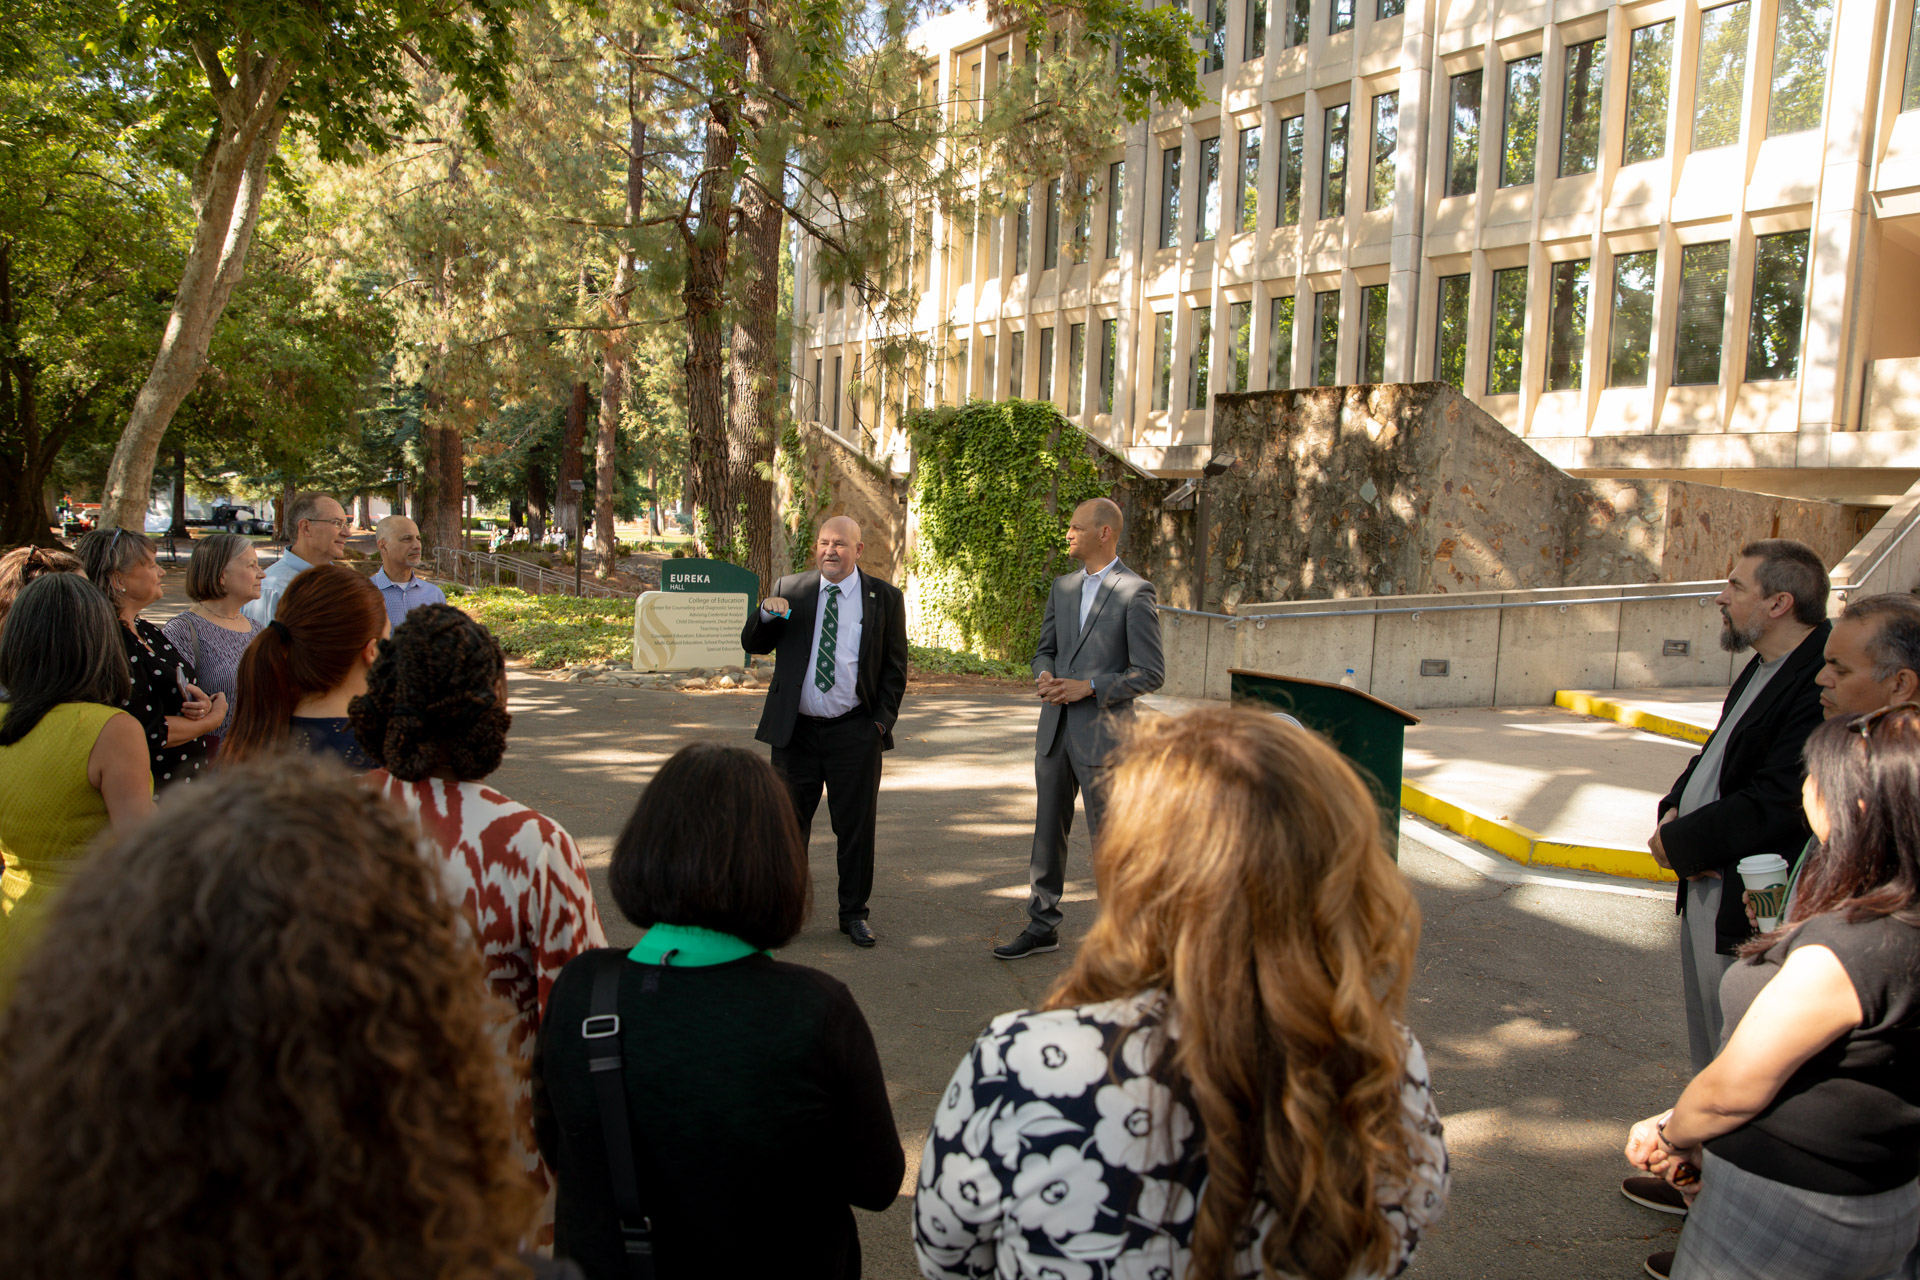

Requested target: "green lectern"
[{"left": 1229, "top": 668, "right": 1419, "bottom": 858}]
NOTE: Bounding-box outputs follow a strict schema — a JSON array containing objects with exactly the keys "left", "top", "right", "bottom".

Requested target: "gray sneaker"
[{"left": 992, "top": 929, "right": 1059, "bottom": 959}]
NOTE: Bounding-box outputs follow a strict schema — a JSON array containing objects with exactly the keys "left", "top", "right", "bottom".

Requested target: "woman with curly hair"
[
  {"left": 351, "top": 603, "right": 605, "bottom": 1227},
  {"left": 915, "top": 707, "right": 1448, "bottom": 1280},
  {"left": 0, "top": 760, "right": 576, "bottom": 1280},
  {"left": 223, "top": 562, "right": 387, "bottom": 768}
]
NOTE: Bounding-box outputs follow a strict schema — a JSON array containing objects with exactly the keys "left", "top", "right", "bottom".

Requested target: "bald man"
[
  {"left": 996, "top": 497, "right": 1164, "bottom": 959},
  {"left": 741, "top": 516, "right": 909, "bottom": 947},
  {"left": 371, "top": 514, "right": 445, "bottom": 627}
]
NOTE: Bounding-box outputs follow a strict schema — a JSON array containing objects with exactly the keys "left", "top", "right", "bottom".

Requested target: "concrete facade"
[{"left": 793, "top": 0, "right": 1920, "bottom": 509}]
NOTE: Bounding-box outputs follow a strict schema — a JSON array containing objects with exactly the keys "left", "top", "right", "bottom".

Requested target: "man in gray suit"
[{"left": 994, "top": 497, "right": 1165, "bottom": 959}]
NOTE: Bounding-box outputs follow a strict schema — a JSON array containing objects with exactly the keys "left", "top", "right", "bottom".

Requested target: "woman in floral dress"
[{"left": 916, "top": 707, "right": 1448, "bottom": 1280}]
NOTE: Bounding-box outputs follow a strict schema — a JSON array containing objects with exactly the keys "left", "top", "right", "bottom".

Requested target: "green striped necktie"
[{"left": 814, "top": 583, "right": 839, "bottom": 691}]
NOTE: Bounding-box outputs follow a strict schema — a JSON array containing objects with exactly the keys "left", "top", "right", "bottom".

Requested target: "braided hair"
[{"left": 351, "top": 604, "right": 510, "bottom": 781}]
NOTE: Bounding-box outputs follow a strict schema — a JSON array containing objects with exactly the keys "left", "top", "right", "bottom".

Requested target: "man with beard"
[{"left": 1650, "top": 540, "right": 1829, "bottom": 1078}]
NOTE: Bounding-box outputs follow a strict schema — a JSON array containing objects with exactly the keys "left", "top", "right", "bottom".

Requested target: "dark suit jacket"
[
  {"left": 1659, "top": 621, "right": 1829, "bottom": 953},
  {"left": 1031, "top": 561, "right": 1165, "bottom": 765},
  {"left": 740, "top": 569, "right": 909, "bottom": 751}
]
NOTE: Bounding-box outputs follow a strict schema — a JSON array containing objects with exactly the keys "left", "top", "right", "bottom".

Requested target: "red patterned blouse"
[{"left": 370, "top": 772, "right": 608, "bottom": 1227}]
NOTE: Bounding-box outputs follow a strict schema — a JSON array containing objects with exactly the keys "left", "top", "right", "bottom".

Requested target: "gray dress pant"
[
  {"left": 1682, "top": 874, "right": 1736, "bottom": 1074},
  {"left": 1027, "top": 735, "right": 1107, "bottom": 934}
]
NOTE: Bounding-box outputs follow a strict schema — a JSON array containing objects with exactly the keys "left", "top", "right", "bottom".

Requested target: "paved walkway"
[
  {"left": 1402, "top": 707, "right": 1699, "bottom": 861},
  {"left": 495, "top": 675, "right": 1689, "bottom": 1279}
]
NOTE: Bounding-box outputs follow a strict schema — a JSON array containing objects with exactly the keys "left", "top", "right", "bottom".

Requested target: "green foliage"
[
  {"left": 909, "top": 399, "right": 1106, "bottom": 662},
  {"left": 908, "top": 643, "right": 1028, "bottom": 680},
  {"left": 778, "top": 424, "right": 832, "bottom": 574},
  {"left": 455, "top": 586, "right": 633, "bottom": 668}
]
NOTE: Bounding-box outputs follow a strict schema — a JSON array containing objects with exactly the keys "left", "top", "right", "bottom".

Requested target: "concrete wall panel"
[
  {"left": 1614, "top": 593, "right": 1739, "bottom": 688},
  {"left": 1233, "top": 606, "right": 1381, "bottom": 688},
  {"left": 1491, "top": 590, "right": 1625, "bottom": 706},
  {"left": 1157, "top": 613, "right": 1214, "bottom": 699},
  {"left": 1370, "top": 606, "right": 1502, "bottom": 710}
]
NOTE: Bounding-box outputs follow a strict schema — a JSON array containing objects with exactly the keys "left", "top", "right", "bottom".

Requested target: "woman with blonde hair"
[{"left": 915, "top": 707, "right": 1447, "bottom": 1280}]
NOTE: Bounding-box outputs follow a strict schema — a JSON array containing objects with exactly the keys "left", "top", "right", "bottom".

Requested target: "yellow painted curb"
[
  {"left": 1554, "top": 690, "right": 1711, "bottom": 745},
  {"left": 1401, "top": 782, "right": 1679, "bottom": 884}
]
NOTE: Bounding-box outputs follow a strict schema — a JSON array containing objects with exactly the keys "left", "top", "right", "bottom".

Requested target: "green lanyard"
[{"left": 627, "top": 922, "right": 764, "bottom": 967}]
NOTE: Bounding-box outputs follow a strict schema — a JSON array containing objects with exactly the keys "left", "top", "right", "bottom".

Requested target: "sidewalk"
[
  {"left": 1401, "top": 708, "right": 1698, "bottom": 880},
  {"left": 1554, "top": 686, "right": 1728, "bottom": 745}
]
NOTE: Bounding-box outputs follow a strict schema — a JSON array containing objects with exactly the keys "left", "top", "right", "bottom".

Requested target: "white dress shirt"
[
  {"left": 1080, "top": 558, "right": 1119, "bottom": 628},
  {"left": 798, "top": 570, "right": 865, "bottom": 718}
]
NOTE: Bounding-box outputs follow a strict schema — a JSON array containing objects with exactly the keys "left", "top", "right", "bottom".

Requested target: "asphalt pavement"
[{"left": 492, "top": 673, "right": 1690, "bottom": 1280}]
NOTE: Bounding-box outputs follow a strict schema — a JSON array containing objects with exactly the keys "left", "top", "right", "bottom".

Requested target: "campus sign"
[{"left": 632, "top": 559, "right": 760, "bottom": 672}]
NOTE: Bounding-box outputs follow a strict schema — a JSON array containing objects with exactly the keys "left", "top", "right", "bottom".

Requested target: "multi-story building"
[{"left": 791, "top": 0, "right": 1920, "bottom": 507}]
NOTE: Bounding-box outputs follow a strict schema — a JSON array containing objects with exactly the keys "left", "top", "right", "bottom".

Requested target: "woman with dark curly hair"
[
  {"left": 351, "top": 602, "right": 605, "bottom": 1229},
  {"left": 0, "top": 760, "right": 578, "bottom": 1280}
]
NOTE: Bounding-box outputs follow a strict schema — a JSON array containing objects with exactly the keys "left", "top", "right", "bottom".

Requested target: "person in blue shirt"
[
  {"left": 370, "top": 514, "right": 447, "bottom": 628},
  {"left": 243, "top": 491, "right": 349, "bottom": 627}
]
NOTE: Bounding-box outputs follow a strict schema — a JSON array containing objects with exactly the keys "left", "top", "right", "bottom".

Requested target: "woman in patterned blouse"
[
  {"left": 348, "top": 603, "right": 606, "bottom": 1235},
  {"left": 916, "top": 707, "right": 1448, "bottom": 1280},
  {"left": 74, "top": 529, "right": 224, "bottom": 790}
]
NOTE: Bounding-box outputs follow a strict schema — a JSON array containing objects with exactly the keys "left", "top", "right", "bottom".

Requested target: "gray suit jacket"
[{"left": 1031, "top": 561, "right": 1166, "bottom": 766}]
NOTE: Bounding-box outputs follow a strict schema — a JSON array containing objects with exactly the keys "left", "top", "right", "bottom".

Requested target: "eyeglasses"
[
  {"left": 308, "top": 517, "right": 352, "bottom": 531},
  {"left": 1851, "top": 701, "right": 1920, "bottom": 746}
]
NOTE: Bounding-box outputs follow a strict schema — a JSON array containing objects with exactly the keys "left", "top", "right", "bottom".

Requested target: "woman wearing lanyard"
[{"left": 533, "top": 743, "right": 903, "bottom": 1280}]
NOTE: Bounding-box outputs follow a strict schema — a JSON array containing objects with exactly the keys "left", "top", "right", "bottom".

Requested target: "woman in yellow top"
[{"left": 0, "top": 573, "right": 154, "bottom": 993}]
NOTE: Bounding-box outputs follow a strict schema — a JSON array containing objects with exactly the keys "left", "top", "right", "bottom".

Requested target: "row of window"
[{"left": 804, "top": 228, "right": 1812, "bottom": 426}]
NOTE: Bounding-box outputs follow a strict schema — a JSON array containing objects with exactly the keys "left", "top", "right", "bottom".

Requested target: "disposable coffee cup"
[{"left": 1737, "top": 854, "right": 1791, "bottom": 931}]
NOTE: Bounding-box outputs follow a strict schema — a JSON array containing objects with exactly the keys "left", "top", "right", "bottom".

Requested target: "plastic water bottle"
[{"left": 1339, "top": 668, "right": 1357, "bottom": 688}]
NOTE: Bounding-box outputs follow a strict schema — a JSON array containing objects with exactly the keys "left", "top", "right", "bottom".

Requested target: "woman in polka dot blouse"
[{"left": 74, "top": 530, "right": 224, "bottom": 790}]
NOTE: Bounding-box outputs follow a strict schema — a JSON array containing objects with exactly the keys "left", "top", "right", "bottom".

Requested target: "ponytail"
[{"left": 219, "top": 565, "right": 388, "bottom": 766}]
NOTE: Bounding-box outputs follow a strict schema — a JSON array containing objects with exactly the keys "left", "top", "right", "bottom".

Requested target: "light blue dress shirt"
[{"left": 371, "top": 567, "right": 448, "bottom": 629}]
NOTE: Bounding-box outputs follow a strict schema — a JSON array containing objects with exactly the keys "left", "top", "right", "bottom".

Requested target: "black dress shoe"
[
  {"left": 843, "top": 920, "right": 876, "bottom": 947},
  {"left": 1644, "top": 1250, "right": 1674, "bottom": 1279},
  {"left": 992, "top": 929, "right": 1059, "bottom": 959}
]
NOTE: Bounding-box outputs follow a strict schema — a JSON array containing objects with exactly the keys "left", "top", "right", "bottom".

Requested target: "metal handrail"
[
  {"left": 1158, "top": 589, "right": 1720, "bottom": 624},
  {"left": 1832, "top": 501, "right": 1920, "bottom": 596},
  {"left": 434, "top": 548, "right": 638, "bottom": 599}
]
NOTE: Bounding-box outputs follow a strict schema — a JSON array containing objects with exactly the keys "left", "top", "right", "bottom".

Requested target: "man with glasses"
[{"left": 244, "top": 492, "right": 351, "bottom": 627}]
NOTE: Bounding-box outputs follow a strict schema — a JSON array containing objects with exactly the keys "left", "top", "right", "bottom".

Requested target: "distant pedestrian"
[
  {"left": 1626, "top": 706, "right": 1920, "bottom": 1280},
  {"left": 917, "top": 708, "right": 1446, "bottom": 1280},
  {"left": 997, "top": 496, "right": 1165, "bottom": 959},
  {"left": 160, "top": 533, "right": 263, "bottom": 752},
  {"left": 0, "top": 760, "right": 575, "bottom": 1280},
  {"left": 371, "top": 514, "right": 446, "bottom": 627},
  {"left": 741, "top": 516, "right": 909, "bottom": 948},
  {"left": 75, "top": 528, "right": 224, "bottom": 789},
  {"left": 535, "top": 743, "right": 904, "bottom": 1279},
  {"left": 222, "top": 564, "right": 388, "bottom": 769},
  {"left": 243, "top": 490, "right": 349, "bottom": 627},
  {"left": 0, "top": 545, "right": 81, "bottom": 641},
  {"left": 352, "top": 603, "right": 605, "bottom": 1231},
  {"left": 0, "top": 574, "right": 153, "bottom": 996}
]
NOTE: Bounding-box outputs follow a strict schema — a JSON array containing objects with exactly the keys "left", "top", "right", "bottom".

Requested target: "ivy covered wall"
[{"left": 907, "top": 400, "right": 1111, "bottom": 663}]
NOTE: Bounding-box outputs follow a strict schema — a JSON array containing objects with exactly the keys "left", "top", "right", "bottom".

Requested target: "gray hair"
[
  {"left": 286, "top": 491, "right": 334, "bottom": 533},
  {"left": 1841, "top": 593, "right": 1920, "bottom": 682},
  {"left": 1740, "top": 539, "right": 1829, "bottom": 627},
  {"left": 73, "top": 527, "right": 156, "bottom": 604}
]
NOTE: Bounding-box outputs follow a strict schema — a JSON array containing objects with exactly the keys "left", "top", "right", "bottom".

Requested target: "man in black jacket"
[
  {"left": 741, "top": 516, "right": 909, "bottom": 948},
  {"left": 1651, "top": 539, "right": 1829, "bottom": 1076}
]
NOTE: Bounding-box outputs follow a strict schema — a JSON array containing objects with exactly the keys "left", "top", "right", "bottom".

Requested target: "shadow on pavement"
[{"left": 493, "top": 676, "right": 1689, "bottom": 1280}]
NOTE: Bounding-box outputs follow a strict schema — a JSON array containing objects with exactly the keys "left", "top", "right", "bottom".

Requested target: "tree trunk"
[
  {"left": 728, "top": 165, "right": 782, "bottom": 590},
  {"left": 647, "top": 465, "right": 660, "bottom": 536},
  {"left": 527, "top": 452, "right": 550, "bottom": 542},
  {"left": 419, "top": 422, "right": 464, "bottom": 552},
  {"left": 356, "top": 491, "right": 372, "bottom": 528},
  {"left": 167, "top": 447, "right": 190, "bottom": 537},
  {"left": 557, "top": 379, "right": 589, "bottom": 540},
  {"left": 100, "top": 88, "right": 291, "bottom": 530},
  {"left": 595, "top": 92, "right": 643, "bottom": 580},
  {"left": 682, "top": 31, "right": 743, "bottom": 561},
  {"left": 0, "top": 249, "right": 65, "bottom": 546}
]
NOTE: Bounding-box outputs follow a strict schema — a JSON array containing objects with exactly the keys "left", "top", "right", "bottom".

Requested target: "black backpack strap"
[{"left": 584, "top": 956, "right": 656, "bottom": 1280}]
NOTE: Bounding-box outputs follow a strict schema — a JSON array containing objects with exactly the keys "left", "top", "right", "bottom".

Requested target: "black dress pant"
[{"left": 772, "top": 709, "right": 883, "bottom": 924}]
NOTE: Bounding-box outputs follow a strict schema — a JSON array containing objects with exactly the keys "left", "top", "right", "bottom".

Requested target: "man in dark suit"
[
  {"left": 995, "top": 497, "right": 1165, "bottom": 959},
  {"left": 741, "top": 516, "right": 908, "bottom": 948}
]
